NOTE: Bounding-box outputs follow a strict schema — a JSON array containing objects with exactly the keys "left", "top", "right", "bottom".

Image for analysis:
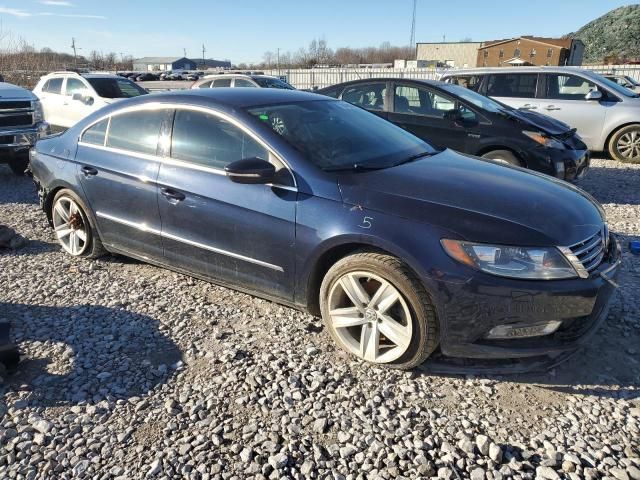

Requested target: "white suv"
[{"left": 33, "top": 72, "right": 148, "bottom": 129}]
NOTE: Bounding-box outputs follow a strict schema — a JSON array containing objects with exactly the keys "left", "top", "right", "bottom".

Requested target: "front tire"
[
  {"left": 481, "top": 149, "right": 523, "bottom": 167},
  {"left": 608, "top": 125, "right": 640, "bottom": 163},
  {"left": 51, "top": 189, "right": 105, "bottom": 258},
  {"left": 8, "top": 154, "right": 29, "bottom": 175},
  {"left": 319, "top": 251, "right": 438, "bottom": 369}
]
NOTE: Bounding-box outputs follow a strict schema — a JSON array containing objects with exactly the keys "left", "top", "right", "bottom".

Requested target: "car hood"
[
  {"left": 101, "top": 98, "right": 125, "bottom": 105},
  {"left": 501, "top": 108, "right": 571, "bottom": 136},
  {"left": 337, "top": 150, "right": 604, "bottom": 246},
  {"left": 0, "top": 82, "right": 36, "bottom": 101}
]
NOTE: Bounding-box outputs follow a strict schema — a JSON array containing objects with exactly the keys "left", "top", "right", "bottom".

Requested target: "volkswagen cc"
[{"left": 30, "top": 89, "right": 621, "bottom": 371}]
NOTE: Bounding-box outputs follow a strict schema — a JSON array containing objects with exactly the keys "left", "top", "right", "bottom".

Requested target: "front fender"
[{"left": 294, "top": 193, "right": 469, "bottom": 312}]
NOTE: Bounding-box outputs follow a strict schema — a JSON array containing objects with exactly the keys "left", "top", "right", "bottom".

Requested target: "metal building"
[{"left": 132, "top": 57, "right": 198, "bottom": 72}]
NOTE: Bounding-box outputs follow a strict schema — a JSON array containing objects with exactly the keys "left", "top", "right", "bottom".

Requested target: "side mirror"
[
  {"left": 225, "top": 158, "right": 275, "bottom": 184},
  {"left": 585, "top": 90, "right": 602, "bottom": 101},
  {"left": 443, "top": 109, "right": 464, "bottom": 123}
]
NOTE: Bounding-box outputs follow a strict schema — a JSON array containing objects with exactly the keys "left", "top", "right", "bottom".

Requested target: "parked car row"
[{"left": 28, "top": 84, "right": 622, "bottom": 372}]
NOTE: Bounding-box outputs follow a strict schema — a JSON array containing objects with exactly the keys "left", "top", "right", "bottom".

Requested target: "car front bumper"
[
  {"left": 427, "top": 233, "right": 621, "bottom": 373},
  {"left": 523, "top": 146, "right": 590, "bottom": 182},
  {"left": 0, "top": 123, "right": 50, "bottom": 157}
]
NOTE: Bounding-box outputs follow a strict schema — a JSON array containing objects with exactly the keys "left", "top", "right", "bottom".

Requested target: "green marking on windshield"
[{"left": 259, "top": 114, "right": 269, "bottom": 121}]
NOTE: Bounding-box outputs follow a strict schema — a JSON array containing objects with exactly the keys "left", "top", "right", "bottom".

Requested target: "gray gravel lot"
[{"left": 0, "top": 157, "right": 639, "bottom": 479}]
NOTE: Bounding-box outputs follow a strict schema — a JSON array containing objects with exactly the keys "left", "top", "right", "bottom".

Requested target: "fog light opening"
[{"left": 486, "top": 320, "right": 562, "bottom": 340}]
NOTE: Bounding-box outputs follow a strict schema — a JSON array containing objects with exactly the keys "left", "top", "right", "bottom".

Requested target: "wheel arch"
[
  {"left": 475, "top": 145, "right": 526, "bottom": 166},
  {"left": 302, "top": 237, "right": 429, "bottom": 317},
  {"left": 43, "top": 181, "right": 89, "bottom": 226},
  {"left": 605, "top": 122, "right": 640, "bottom": 155}
]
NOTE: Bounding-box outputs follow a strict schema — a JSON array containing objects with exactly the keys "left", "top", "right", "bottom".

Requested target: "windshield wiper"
[{"left": 392, "top": 151, "right": 437, "bottom": 167}]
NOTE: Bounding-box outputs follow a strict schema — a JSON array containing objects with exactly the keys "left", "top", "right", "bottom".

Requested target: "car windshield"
[
  {"left": 624, "top": 75, "right": 640, "bottom": 86},
  {"left": 87, "top": 77, "right": 148, "bottom": 99},
  {"left": 247, "top": 100, "right": 437, "bottom": 171},
  {"left": 439, "top": 83, "right": 509, "bottom": 113},
  {"left": 252, "top": 77, "right": 295, "bottom": 90},
  {"left": 594, "top": 74, "right": 639, "bottom": 98}
]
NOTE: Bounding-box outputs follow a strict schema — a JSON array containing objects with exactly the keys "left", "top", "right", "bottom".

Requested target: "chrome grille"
[
  {"left": 568, "top": 225, "right": 608, "bottom": 275},
  {"left": 0, "top": 100, "right": 34, "bottom": 129}
]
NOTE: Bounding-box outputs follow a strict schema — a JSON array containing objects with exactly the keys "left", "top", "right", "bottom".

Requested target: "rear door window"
[
  {"left": 544, "top": 74, "right": 597, "bottom": 100},
  {"left": 341, "top": 83, "right": 387, "bottom": 111},
  {"left": 394, "top": 84, "right": 456, "bottom": 117},
  {"left": 486, "top": 73, "right": 538, "bottom": 98},
  {"left": 212, "top": 78, "right": 232, "bottom": 87},
  {"left": 106, "top": 109, "right": 167, "bottom": 155},
  {"left": 43, "top": 77, "right": 63, "bottom": 94},
  {"left": 234, "top": 78, "right": 257, "bottom": 88}
]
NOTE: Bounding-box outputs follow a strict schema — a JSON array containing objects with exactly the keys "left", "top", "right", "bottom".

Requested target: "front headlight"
[
  {"left": 32, "top": 99, "right": 45, "bottom": 123},
  {"left": 441, "top": 239, "right": 578, "bottom": 280},
  {"left": 523, "top": 130, "right": 565, "bottom": 149}
]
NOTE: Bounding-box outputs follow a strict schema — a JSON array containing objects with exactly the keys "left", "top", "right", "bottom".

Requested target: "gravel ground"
[{"left": 0, "top": 156, "right": 638, "bottom": 480}]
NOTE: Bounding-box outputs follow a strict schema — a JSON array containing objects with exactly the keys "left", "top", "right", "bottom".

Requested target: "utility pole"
[
  {"left": 71, "top": 37, "right": 78, "bottom": 70},
  {"left": 409, "top": 0, "right": 417, "bottom": 48},
  {"left": 183, "top": 47, "right": 187, "bottom": 58},
  {"left": 277, "top": 48, "right": 280, "bottom": 75},
  {"left": 202, "top": 44, "right": 206, "bottom": 68}
]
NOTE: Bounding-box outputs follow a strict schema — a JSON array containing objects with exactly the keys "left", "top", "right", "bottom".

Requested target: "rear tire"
[
  {"left": 51, "top": 189, "right": 106, "bottom": 259},
  {"left": 319, "top": 251, "right": 438, "bottom": 369},
  {"left": 8, "top": 154, "right": 29, "bottom": 175},
  {"left": 481, "top": 149, "right": 523, "bottom": 167},
  {"left": 608, "top": 125, "right": 640, "bottom": 164}
]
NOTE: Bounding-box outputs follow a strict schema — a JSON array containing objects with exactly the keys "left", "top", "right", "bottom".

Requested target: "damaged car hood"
[{"left": 337, "top": 150, "right": 604, "bottom": 246}]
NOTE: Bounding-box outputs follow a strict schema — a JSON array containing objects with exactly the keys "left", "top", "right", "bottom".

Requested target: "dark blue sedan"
[{"left": 30, "top": 89, "right": 621, "bottom": 371}]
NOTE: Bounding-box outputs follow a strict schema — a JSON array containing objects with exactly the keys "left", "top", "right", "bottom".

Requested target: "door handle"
[
  {"left": 81, "top": 166, "right": 98, "bottom": 176},
  {"left": 520, "top": 104, "right": 537, "bottom": 110},
  {"left": 161, "top": 188, "right": 185, "bottom": 202},
  {"left": 545, "top": 105, "right": 561, "bottom": 111}
]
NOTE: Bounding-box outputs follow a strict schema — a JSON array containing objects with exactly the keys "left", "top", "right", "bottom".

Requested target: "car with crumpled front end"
[
  {"left": 0, "top": 80, "right": 49, "bottom": 175},
  {"left": 318, "top": 78, "right": 590, "bottom": 180},
  {"left": 29, "top": 89, "right": 621, "bottom": 372},
  {"left": 441, "top": 67, "right": 640, "bottom": 163}
]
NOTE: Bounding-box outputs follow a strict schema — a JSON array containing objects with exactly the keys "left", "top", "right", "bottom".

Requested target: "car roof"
[
  {"left": 318, "top": 78, "right": 447, "bottom": 91},
  {"left": 42, "top": 72, "right": 121, "bottom": 79},
  {"left": 133, "top": 88, "right": 330, "bottom": 108},
  {"left": 200, "top": 73, "right": 280, "bottom": 81},
  {"left": 439, "top": 66, "right": 596, "bottom": 76}
]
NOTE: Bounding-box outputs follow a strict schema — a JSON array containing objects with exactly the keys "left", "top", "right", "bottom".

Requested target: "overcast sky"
[{"left": 0, "top": 0, "right": 634, "bottom": 64}]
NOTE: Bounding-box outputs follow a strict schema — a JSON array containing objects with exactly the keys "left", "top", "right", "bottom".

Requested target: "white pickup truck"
[{"left": 0, "top": 80, "right": 50, "bottom": 175}]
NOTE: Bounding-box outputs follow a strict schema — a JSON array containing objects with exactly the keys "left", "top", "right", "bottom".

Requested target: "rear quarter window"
[{"left": 81, "top": 118, "right": 109, "bottom": 146}]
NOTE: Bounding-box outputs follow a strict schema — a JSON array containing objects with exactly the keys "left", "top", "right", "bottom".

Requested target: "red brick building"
[{"left": 477, "top": 36, "right": 584, "bottom": 67}]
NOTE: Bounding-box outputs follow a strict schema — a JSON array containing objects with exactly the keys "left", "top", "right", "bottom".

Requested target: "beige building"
[{"left": 416, "top": 42, "right": 482, "bottom": 68}]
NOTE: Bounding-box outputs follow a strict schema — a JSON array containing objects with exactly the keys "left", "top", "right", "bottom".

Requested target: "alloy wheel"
[
  {"left": 617, "top": 129, "right": 640, "bottom": 160},
  {"left": 327, "top": 271, "right": 413, "bottom": 364},
  {"left": 52, "top": 197, "right": 89, "bottom": 256}
]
